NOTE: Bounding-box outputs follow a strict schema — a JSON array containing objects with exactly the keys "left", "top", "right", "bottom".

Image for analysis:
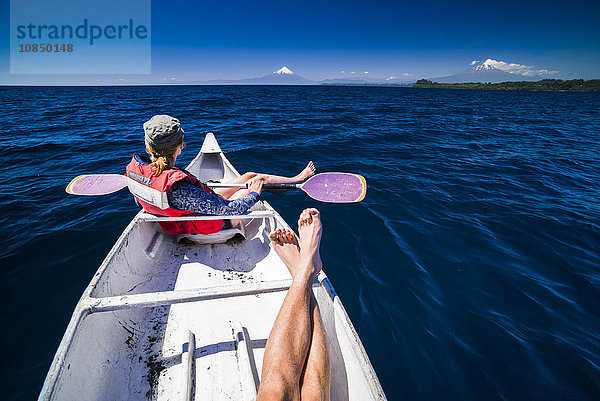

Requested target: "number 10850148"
[{"left": 19, "top": 44, "right": 74, "bottom": 52}]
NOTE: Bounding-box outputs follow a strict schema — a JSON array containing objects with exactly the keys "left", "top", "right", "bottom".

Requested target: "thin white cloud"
[
  {"left": 350, "top": 71, "right": 355, "bottom": 74},
  {"left": 363, "top": 71, "right": 369, "bottom": 74},
  {"left": 478, "top": 58, "right": 558, "bottom": 77},
  {"left": 103, "top": 78, "right": 135, "bottom": 82},
  {"left": 340, "top": 70, "right": 345, "bottom": 74},
  {"left": 402, "top": 73, "right": 414, "bottom": 76},
  {"left": 471, "top": 60, "right": 479, "bottom": 65},
  {"left": 386, "top": 76, "right": 397, "bottom": 81}
]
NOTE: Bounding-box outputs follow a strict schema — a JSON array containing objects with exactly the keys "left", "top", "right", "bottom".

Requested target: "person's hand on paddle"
[{"left": 248, "top": 178, "right": 264, "bottom": 195}]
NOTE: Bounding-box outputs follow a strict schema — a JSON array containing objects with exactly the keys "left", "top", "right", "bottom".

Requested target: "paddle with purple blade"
[
  {"left": 299, "top": 172, "right": 367, "bottom": 203},
  {"left": 262, "top": 173, "right": 367, "bottom": 203},
  {"left": 66, "top": 174, "right": 128, "bottom": 195},
  {"left": 66, "top": 172, "right": 367, "bottom": 203}
]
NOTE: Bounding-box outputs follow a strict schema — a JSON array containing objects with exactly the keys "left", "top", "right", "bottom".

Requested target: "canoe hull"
[{"left": 39, "top": 134, "right": 386, "bottom": 401}]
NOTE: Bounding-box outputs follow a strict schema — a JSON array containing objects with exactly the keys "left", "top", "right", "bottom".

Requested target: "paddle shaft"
[
  {"left": 67, "top": 172, "right": 365, "bottom": 202},
  {"left": 207, "top": 182, "right": 299, "bottom": 190}
]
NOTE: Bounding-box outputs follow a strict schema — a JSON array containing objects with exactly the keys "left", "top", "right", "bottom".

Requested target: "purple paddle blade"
[
  {"left": 300, "top": 173, "right": 367, "bottom": 203},
  {"left": 66, "top": 174, "right": 128, "bottom": 195}
]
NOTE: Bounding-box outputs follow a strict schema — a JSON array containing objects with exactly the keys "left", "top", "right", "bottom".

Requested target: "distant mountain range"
[
  {"left": 172, "top": 60, "right": 561, "bottom": 86},
  {"left": 177, "top": 67, "right": 411, "bottom": 86},
  {"left": 428, "top": 59, "right": 556, "bottom": 83},
  {"left": 177, "top": 67, "right": 313, "bottom": 85},
  {"left": 217, "top": 66, "right": 314, "bottom": 84}
]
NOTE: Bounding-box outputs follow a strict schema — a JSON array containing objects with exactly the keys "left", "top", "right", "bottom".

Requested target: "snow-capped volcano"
[
  {"left": 193, "top": 66, "right": 313, "bottom": 84},
  {"left": 274, "top": 66, "right": 294, "bottom": 75},
  {"left": 474, "top": 60, "right": 496, "bottom": 71},
  {"left": 249, "top": 66, "right": 312, "bottom": 84},
  {"left": 430, "top": 59, "right": 559, "bottom": 83}
]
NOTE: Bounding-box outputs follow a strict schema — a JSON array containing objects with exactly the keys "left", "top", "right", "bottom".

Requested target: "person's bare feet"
[
  {"left": 297, "top": 161, "right": 316, "bottom": 181},
  {"left": 297, "top": 208, "right": 323, "bottom": 281},
  {"left": 268, "top": 228, "right": 300, "bottom": 275}
]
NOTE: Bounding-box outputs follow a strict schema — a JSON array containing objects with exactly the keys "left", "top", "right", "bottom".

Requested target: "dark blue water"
[{"left": 1, "top": 86, "right": 599, "bottom": 400}]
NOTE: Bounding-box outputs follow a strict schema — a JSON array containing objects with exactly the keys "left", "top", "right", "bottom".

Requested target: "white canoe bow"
[{"left": 39, "top": 133, "right": 386, "bottom": 401}]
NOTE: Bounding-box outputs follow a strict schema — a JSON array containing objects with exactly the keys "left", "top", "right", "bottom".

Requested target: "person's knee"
[
  {"left": 258, "top": 376, "right": 300, "bottom": 401},
  {"left": 257, "top": 383, "right": 285, "bottom": 401},
  {"left": 241, "top": 172, "right": 258, "bottom": 181}
]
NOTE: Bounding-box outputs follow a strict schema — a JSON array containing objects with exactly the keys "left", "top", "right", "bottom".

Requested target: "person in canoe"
[
  {"left": 126, "top": 114, "right": 316, "bottom": 235},
  {"left": 258, "top": 208, "right": 331, "bottom": 400}
]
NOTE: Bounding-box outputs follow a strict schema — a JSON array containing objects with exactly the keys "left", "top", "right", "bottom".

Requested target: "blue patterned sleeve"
[{"left": 167, "top": 180, "right": 260, "bottom": 215}]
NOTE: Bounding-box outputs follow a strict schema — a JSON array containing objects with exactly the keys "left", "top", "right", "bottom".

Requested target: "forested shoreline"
[{"left": 413, "top": 79, "right": 600, "bottom": 91}]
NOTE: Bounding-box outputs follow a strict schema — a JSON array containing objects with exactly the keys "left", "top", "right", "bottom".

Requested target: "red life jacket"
[{"left": 125, "top": 154, "right": 223, "bottom": 235}]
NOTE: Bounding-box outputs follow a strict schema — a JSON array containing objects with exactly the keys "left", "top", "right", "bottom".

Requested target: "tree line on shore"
[{"left": 412, "top": 79, "right": 600, "bottom": 91}]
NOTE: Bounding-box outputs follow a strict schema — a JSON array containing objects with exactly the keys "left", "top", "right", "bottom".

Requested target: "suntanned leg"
[
  {"left": 256, "top": 161, "right": 316, "bottom": 185},
  {"left": 299, "top": 299, "right": 331, "bottom": 401},
  {"left": 257, "top": 209, "right": 324, "bottom": 401},
  {"left": 256, "top": 276, "right": 312, "bottom": 401},
  {"left": 212, "top": 172, "right": 258, "bottom": 199},
  {"left": 213, "top": 162, "right": 316, "bottom": 199},
  {"left": 268, "top": 217, "right": 331, "bottom": 401}
]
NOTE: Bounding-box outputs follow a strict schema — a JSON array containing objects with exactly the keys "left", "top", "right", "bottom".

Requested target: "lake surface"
[{"left": 0, "top": 85, "right": 599, "bottom": 400}]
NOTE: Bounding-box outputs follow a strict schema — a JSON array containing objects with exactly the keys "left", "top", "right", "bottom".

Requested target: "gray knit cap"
[{"left": 143, "top": 115, "right": 184, "bottom": 150}]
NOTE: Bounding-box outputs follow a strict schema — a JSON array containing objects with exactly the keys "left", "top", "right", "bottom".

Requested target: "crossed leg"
[
  {"left": 213, "top": 161, "right": 316, "bottom": 200},
  {"left": 257, "top": 209, "right": 331, "bottom": 401}
]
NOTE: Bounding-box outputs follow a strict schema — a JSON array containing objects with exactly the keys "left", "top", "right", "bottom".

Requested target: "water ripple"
[{"left": 1, "top": 86, "right": 599, "bottom": 400}]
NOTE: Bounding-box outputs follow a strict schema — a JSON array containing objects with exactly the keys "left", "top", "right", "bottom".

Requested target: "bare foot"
[
  {"left": 297, "top": 208, "right": 323, "bottom": 281},
  {"left": 268, "top": 228, "right": 300, "bottom": 275},
  {"left": 296, "top": 161, "right": 316, "bottom": 181}
]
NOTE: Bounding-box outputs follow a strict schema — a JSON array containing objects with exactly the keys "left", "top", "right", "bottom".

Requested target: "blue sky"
[{"left": 1, "top": 0, "right": 599, "bottom": 84}]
